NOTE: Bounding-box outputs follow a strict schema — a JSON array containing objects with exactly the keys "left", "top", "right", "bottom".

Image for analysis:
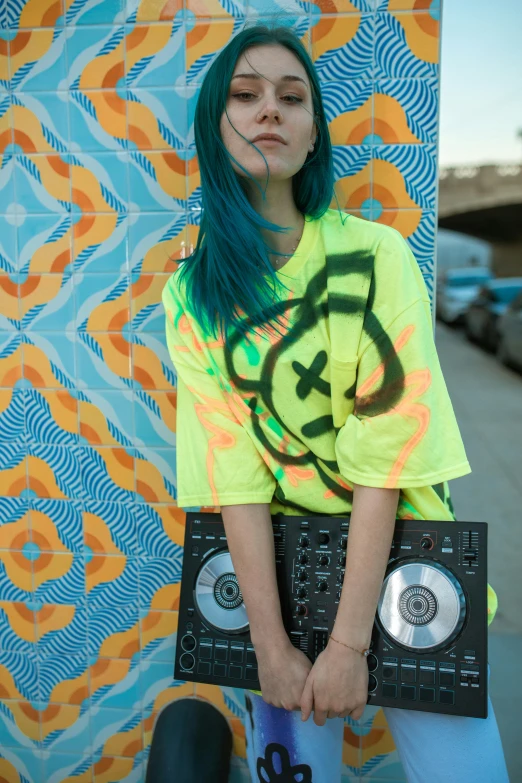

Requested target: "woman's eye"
[{"left": 232, "top": 92, "right": 303, "bottom": 103}]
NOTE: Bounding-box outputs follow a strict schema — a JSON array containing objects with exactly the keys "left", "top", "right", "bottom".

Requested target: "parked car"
[
  {"left": 497, "top": 290, "right": 522, "bottom": 371},
  {"left": 436, "top": 267, "right": 493, "bottom": 325},
  {"left": 465, "top": 277, "right": 522, "bottom": 352}
]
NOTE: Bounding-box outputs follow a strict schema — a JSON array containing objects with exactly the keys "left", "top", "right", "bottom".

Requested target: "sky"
[{"left": 439, "top": 0, "right": 522, "bottom": 167}]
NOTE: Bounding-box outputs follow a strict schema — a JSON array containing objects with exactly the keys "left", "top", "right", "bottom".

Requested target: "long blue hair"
[{"left": 177, "top": 20, "right": 339, "bottom": 347}]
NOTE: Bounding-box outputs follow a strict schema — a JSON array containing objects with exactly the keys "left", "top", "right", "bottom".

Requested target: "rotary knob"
[
  {"left": 367, "top": 653, "right": 378, "bottom": 672},
  {"left": 299, "top": 535, "right": 309, "bottom": 548},
  {"left": 296, "top": 604, "right": 307, "bottom": 616},
  {"left": 317, "top": 580, "right": 328, "bottom": 592},
  {"left": 298, "top": 552, "right": 309, "bottom": 565},
  {"left": 318, "top": 554, "right": 329, "bottom": 567},
  {"left": 340, "top": 537, "right": 347, "bottom": 551},
  {"left": 420, "top": 537, "right": 434, "bottom": 550},
  {"left": 298, "top": 569, "right": 308, "bottom": 582},
  {"left": 337, "top": 571, "right": 345, "bottom": 585},
  {"left": 297, "top": 587, "right": 307, "bottom": 599},
  {"left": 338, "top": 553, "right": 346, "bottom": 567}
]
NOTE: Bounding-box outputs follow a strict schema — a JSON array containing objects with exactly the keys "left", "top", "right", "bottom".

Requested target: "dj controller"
[{"left": 174, "top": 513, "right": 488, "bottom": 718}]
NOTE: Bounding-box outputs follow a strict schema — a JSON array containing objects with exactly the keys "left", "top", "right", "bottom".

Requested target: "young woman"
[{"left": 162, "top": 23, "right": 509, "bottom": 783}]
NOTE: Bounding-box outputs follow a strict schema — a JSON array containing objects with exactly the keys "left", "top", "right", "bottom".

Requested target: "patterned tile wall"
[{"left": 0, "top": 0, "right": 441, "bottom": 780}]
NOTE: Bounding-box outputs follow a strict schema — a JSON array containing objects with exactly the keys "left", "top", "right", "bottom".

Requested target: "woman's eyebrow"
[{"left": 231, "top": 72, "right": 308, "bottom": 87}]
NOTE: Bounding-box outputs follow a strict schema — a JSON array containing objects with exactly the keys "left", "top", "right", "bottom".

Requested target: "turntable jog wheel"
[
  {"left": 377, "top": 559, "right": 466, "bottom": 651},
  {"left": 194, "top": 551, "right": 249, "bottom": 633}
]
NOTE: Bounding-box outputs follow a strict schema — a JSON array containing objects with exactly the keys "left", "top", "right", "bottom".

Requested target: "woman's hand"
[
  {"left": 300, "top": 641, "right": 369, "bottom": 726},
  {"left": 255, "top": 639, "right": 313, "bottom": 711}
]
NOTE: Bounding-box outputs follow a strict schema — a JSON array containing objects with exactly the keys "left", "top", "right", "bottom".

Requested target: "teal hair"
[{"left": 177, "top": 20, "right": 341, "bottom": 348}]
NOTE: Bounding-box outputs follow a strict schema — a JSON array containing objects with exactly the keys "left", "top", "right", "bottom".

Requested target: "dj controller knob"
[
  {"left": 338, "top": 553, "right": 346, "bottom": 567},
  {"left": 367, "top": 653, "right": 378, "bottom": 673},
  {"left": 337, "top": 571, "right": 345, "bottom": 585},
  {"left": 340, "top": 537, "right": 347, "bottom": 551},
  {"left": 181, "top": 634, "right": 196, "bottom": 652},
  {"left": 318, "top": 532, "right": 330, "bottom": 545},
  {"left": 179, "top": 653, "right": 195, "bottom": 671},
  {"left": 420, "top": 537, "right": 434, "bottom": 550},
  {"left": 298, "top": 569, "right": 308, "bottom": 582},
  {"left": 297, "top": 587, "right": 307, "bottom": 599},
  {"left": 296, "top": 604, "right": 307, "bottom": 616},
  {"left": 317, "top": 580, "right": 328, "bottom": 592},
  {"left": 299, "top": 535, "right": 309, "bottom": 548},
  {"left": 298, "top": 552, "right": 309, "bottom": 565},
  {"left": 368, "top": 674, "right": 378, "bottom": 693},
  {"left": 318, "top": 554, "right": 329, "bottom": 566}
]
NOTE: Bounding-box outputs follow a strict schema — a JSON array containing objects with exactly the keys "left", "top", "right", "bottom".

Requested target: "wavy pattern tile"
[{"left": 0, "top": 0, "right": 441, "bottom": 780}]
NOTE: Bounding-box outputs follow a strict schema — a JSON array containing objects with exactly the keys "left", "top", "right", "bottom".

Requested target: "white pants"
[{"left": 244, "top": 664, "right": 510, "bottom": 782}]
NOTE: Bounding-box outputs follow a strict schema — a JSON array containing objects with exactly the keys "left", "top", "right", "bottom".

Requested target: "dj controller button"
[
  {"left": 439, "top": 671, "right": 455, "bottom": 687},
  {"left": 197, "top": 661, "right": 211, "bottom": 675},
  {"left": 439, "top": 690, "right": 455, "bottom": 705},
  {"left": 215, "top": 647, "right": 228, "bottom": 661},
  {"left": 230, "top": 647, "right": 244, "bottom": 663},
  {"left": 382, "top": 683, "right": 397, "bottom": 698},
  {"left": 181, "top": 634, "right": 196, "bottom": 652},
  {"left": 401, "top": 667, "right": 416, "bottom": 683},
  {"left": 470, "top": 676, "right": 480, "bottom": 686},
  {"left": 229, "top": 665, "right": 242, "bottom": 679},
  {"left": 246, "top": 650, "right": 257, "bottom": 666},
  {"left": 400, "top": 685, "right": 416, "bottom": 700},
  {"left": 199, "top": 644, "right": 213, "bottom": 660},
  {"left": 460, "top": 675, "right": 469, "bottom": 684},
  {"left": 179, "top": 653, "right": 195, "bottom": 671},
  {"left": 419, "top": 688, "right": 435, "bottom": 703},
  {"left": 213, "top": 663, "right": 227, "bottom": 677},
  {"left": 382, "top": 666, "right": 397, "bottom": 681},
  {"left": 245, "top": 668, "right": 258, "bottom": 682},
  {"left": 419, "top": 670, "right": 435, "bottom": 685}
]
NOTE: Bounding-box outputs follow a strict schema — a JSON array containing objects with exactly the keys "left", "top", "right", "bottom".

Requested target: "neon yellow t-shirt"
[{"left": 162, "top": 209, "right": 498, "bottom": 627}]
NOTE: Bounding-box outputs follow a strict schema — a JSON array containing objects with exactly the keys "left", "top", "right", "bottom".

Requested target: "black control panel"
[{"left": 175, "top": 513, "right": 488, "bottom": 718}]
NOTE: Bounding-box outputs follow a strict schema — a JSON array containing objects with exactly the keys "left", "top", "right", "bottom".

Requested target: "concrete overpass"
[{"left": 438, "top": 163, "right": 522, "bottom": 276}]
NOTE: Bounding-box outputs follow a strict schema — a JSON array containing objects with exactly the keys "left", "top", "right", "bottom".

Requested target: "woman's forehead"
[{"left": 233, "top": 45, "right": 309, "bottom": 84}]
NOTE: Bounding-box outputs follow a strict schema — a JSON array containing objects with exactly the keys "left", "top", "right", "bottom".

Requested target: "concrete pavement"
[{"left": 435, "top": 320, "right": 522, "bottom": 782}]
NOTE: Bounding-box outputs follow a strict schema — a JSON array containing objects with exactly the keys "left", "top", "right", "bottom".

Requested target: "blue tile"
[
  {"left": 313, "top": 13, "right": 375, "bottom": 81},
  {"left": 128, "top": 211, "right": 186, "bottom": 275},
  {"left": 30, "top": 498, "right": 83, "bottom": 553},
  {"left": 70, "top": 151, "right": 129, "bottom": 214},
  {"left": 91, "top": 661, "right": 141, "bottom": 709},
  {"left": 128, "top": 150, "right": 186, "bottom": 212},
  {"left": 26, "top": 442, "right": 82, "bottom": 500},
  {"left": 73, "top": 213, "right": 128, "bottom": 274},
  {"left": 125, "top": 22, "right": 185, "bottom": 89},
  {"left": 67, "top": 0, "right": 125, "bottom": 25},
  {"left": 73, "top": 271, "right": 130, "bottom": 331},
  {"left": 127, "top": 87, "right": 187, "bottom": 151},
  {"left": 0, "top": 154, "right": 15, "bottom": 207},
  {"left": 87, "top": 603, "right": 138, "bottom": 656},
  {"left": 138, "top": 556, "right": 182, "bottom": 612},
  {"left": 372, "top": 144, "right": 437, "bottom": 208},
  {"left": 23, "top": 332, "right": 77, "bottom": 389},
  {"left": 14, "top": 154, "right": 69, "bottom": 213},
  {"left": 69, "top": 89, "right": 127, "bottom": 153},
  {"left": 76, "top": 336, "right": 130, "bottom": 390},
  {"left": 0, "top": 601, "right": 36, "bottom": 656},
  {"left": 14, "top": 92, "right": 69, "bottom": 153},
  {"left": 34, "top": 554, "right": 85, "bottom": 605},
  {"left": 135, "top": 503, "right": 181, "bottom": 558},
  {"left": 12, "top": 29, "right": 67, "bottom": 92},
  {"left": 78, "top": 388, "right": 134, "bottom": 447},
  {"left": 16, "top": 213, "right": 72, "bottom": 273},
  {"left": 79, "top": 446, "right": 136, "bottom": 504},
  {"left": 0, "top": 388, "right": 25, "bottom": 442},
  {"left": 21, "top": 275, "right": 76, "bottom": 332},
  {"left": 83, "top": 499, "right": 137, "bottom": 555},
  {"left": 65, "top": 26, "right": 125, "bottom": 90},
  {"left": 37, "top": 603, "right": 88, "bottom": 658},
  {"left": 38, "top": 652, "right": 89, "bottom": 705},
  {"left": 0, "top": 214, "right": 16, "bottom": 275},
  {"left": 86, "top": 555, "right": 138, "bottom": 608},
  {"left": 375, "top": 12, "right": 439, "bottom": 79}
]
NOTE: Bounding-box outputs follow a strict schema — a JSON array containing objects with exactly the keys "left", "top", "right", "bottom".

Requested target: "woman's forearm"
[
  {"left": 220, "top": 503, "right": 290, "bottom": 653},
  {"left": 331, "top": 483, "right": 400, "bottom": 649}
]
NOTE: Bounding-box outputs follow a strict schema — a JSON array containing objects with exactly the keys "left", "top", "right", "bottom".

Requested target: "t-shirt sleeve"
[
  {"left": 334, "top": 229, "right": 471, "bottom": 489},
  {"left": 162, "top": 278, "right": 277, "bottom": 508}
]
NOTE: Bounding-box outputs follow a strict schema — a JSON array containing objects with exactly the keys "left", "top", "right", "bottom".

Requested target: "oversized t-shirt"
[{"left": 162, "top": 209, "right": 498, "bottom": 627}]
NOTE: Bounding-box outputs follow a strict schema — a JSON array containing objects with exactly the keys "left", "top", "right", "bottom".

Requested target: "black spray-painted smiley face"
[{"left": 220, "top": 249, "right": 406, "bottom": 513}]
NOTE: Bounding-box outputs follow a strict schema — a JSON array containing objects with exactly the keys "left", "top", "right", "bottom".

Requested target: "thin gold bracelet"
[{"left": 329, "top": 633, "right": 371, "bottom": 657}]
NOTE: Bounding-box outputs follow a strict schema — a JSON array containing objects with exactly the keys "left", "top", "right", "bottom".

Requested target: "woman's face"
[{"left": 220, "top": 44, "right": 318, "bottom": 183}]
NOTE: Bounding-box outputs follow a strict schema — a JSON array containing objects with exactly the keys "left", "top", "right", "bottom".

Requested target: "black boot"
[{"left": 145, "top": 698, "right": 233, "bottom": 783}]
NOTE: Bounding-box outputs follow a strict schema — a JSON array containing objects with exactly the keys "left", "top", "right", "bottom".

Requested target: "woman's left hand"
[{"left": 300, "top": 640, "right": 369, "bottom": 726}]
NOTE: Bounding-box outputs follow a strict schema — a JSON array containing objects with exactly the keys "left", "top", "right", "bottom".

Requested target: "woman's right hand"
[{"left": 254, "top": 639, "right": 313, "bottom": 711}]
